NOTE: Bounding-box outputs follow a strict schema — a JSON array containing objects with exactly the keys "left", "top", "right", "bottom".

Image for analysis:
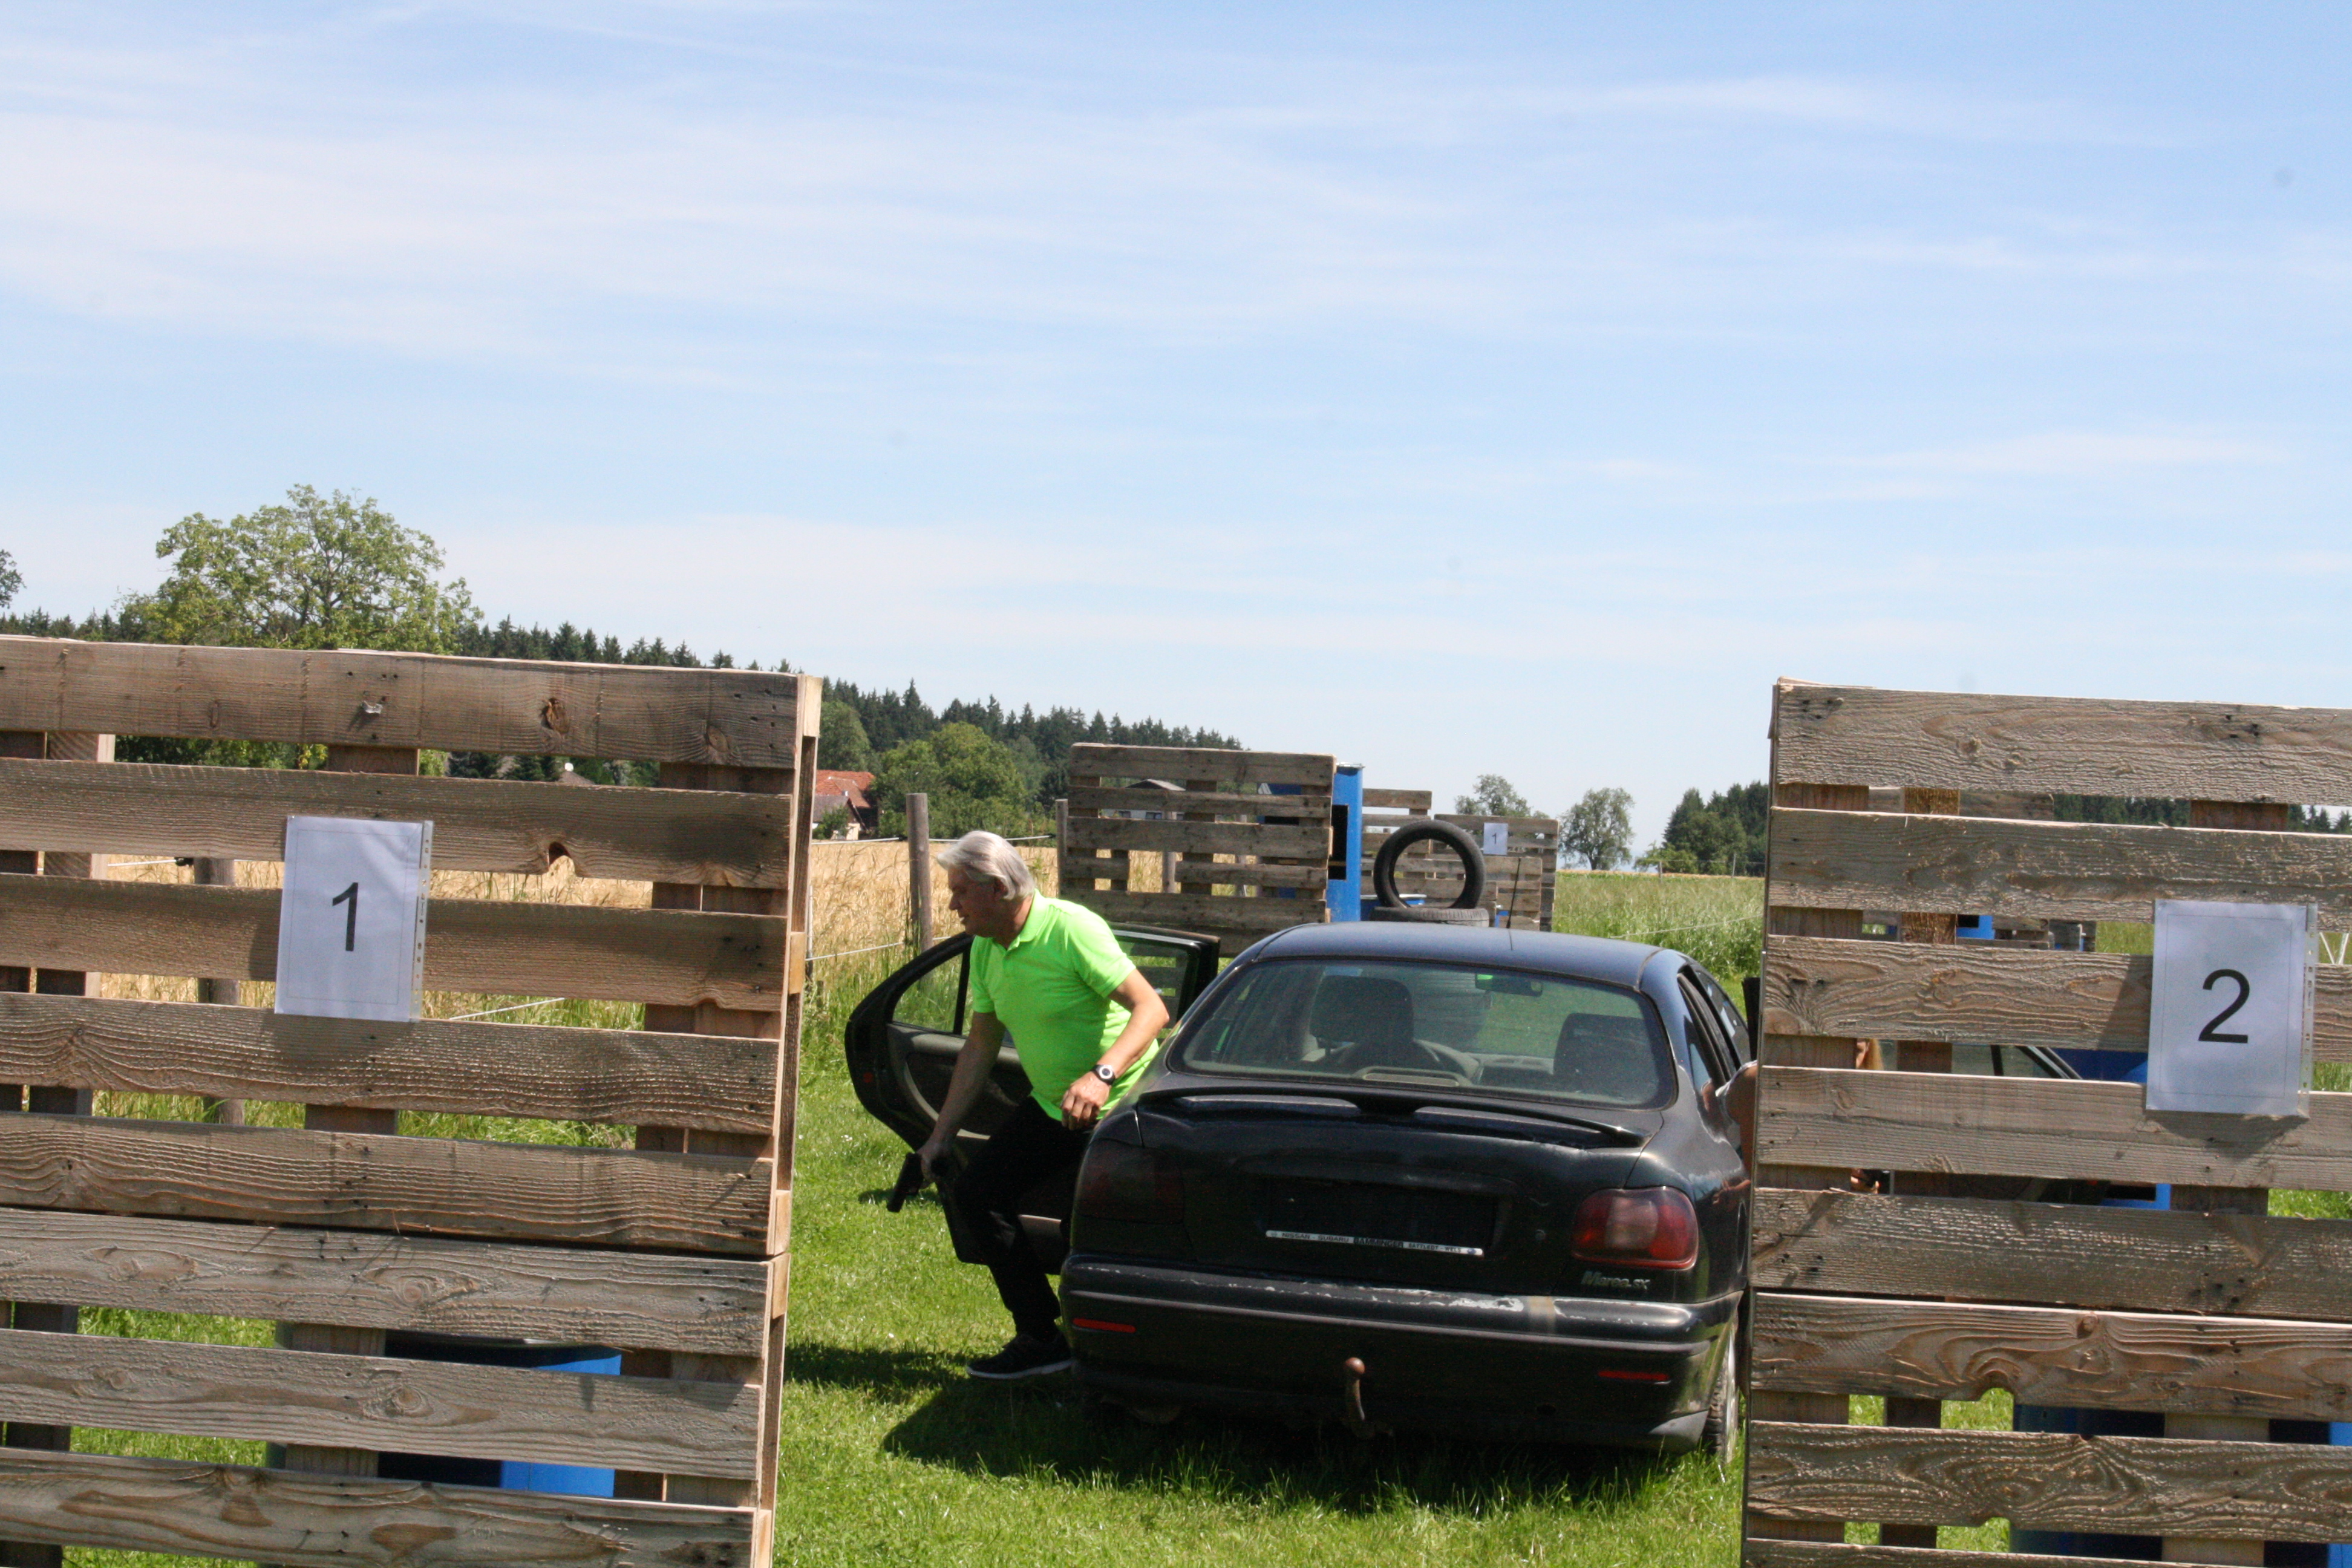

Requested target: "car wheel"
[
  {"left": 1702, "top": 1331, "right": 1741, "bottom": 1469},
  {"left": 1370, "top": 818, "right": 1488, "bottom": 911}
]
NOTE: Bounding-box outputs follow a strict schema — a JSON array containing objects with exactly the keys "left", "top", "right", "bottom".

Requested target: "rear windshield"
[{"left": 1171, "top": 959, "right": 1676, "bottom": 1109}]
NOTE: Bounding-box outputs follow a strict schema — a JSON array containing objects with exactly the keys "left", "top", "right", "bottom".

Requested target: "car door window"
[
  {"left": 1693, "top": 970, "right": 1751, "bottom": 1063},
  {"left": 891, "top": 946, "right": 970, "bottom": 1036},
  {"left": 1117, "top": 932, "right": 1207, "bottom": 1034},
  {"left": 1676, "top": 974, "right": 1737, "bottom": 1088}
]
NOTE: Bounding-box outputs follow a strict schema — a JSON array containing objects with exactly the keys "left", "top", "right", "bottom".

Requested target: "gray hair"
[{"left": 936, "top": 829, "right": 1038, "bottom": 900}]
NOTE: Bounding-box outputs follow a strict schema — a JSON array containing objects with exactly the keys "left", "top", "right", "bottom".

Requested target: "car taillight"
[
  {"left": 1076, "top": 1141, "right": 1184, "bottom": 1224},
  {"left": 1570, "top": 1187, "right": 1698, "bottom": 1270}
]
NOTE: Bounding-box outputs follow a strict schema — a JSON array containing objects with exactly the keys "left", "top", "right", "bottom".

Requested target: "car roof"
[{"left": 1249, "top": 921, "right": 1668, "bottom": 988}]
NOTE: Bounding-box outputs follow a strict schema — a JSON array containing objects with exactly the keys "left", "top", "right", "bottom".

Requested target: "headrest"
[{"left": 1309, "top": 976, "right": 1416, "bottom": 1052}]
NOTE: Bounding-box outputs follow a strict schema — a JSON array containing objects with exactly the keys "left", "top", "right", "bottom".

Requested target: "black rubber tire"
[
  {"left": 1702, "top": 1331, "right": 1741, "bottom": 1469},
  {"left": 1364, "top": 906, "right": 1486, "bottom": 926},
  {"left": 1371, "top": 818, "right": 1488, "bottom": 910}
]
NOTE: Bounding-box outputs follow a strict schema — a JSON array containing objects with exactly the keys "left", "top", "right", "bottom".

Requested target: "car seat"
[
  {"left": 1553, "top": 1011, "right": 1659, "bottom": 1104},
  {"left": 1309, "top": 976, "right": 1424, "bottom": 1073}
]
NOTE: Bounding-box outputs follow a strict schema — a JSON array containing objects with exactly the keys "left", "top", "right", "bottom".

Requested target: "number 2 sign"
[
  {"left": 274, "top": 815, "right": 433, "bottom": 1022},
  {"left": 2147, "top": 899, "right": 2315, "bottom": 1117}
]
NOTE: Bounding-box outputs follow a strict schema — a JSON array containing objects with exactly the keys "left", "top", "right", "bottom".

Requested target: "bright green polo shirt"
[{"left": 968, "top": 897, "right": 1155, "bottom": 1118}]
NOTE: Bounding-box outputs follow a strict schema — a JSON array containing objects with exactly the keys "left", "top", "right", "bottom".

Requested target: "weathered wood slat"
[
  {"left": 0, "top": 993, "right": 773, "bottom": 1133},
  {"left": 0, "top": 1210, "right": 774, "bottom": 1354},
  {"left": 1753, "top": 1292, "right": 2352, "bottom": 1420},
  {"left": 0, "top": 877, "right": 794, "bottom": 1010},
  {"left": 0, "top": 1448, "right": 759, "bottom": 1567},
  {"left": 0, "top": 1328, "right": 759, "bottom": 1475},
  {"left": 1772, "top": 681, "right": 2352, "bottom": 802},
  {"left": 1770, "top": 807, "right": 2352, "bottom": 928},
  {"left": 1066, "top": 744, "right": 1333, "bottom": 789},
  {"left": 0, "top": 1114, "right": 776, "bottom": 1253},
  {"left": 1746, "top": 1420, "right": 2352, "bottom": 1538},
  {"left": 0, "top": 757, "right": 797, "bottom": 885},
  {"left": 1360, "top": 788, "right": 1432, "bottom": 811},
  {"left": 1759, "top": 1066, "right": 2352, "bottom": 1191},
  {"left": 1059, "top": 858, "right": 1325, "bottom": 890},
  {"left": 1753, "top": 1189, "right": 2352, "bottom": 1321},
  {"left": 1075, "top": 890, "right": 1322, "bottom": 933},
  {"left": 1060, "top": 818, "right": 1329, "bottom": 858},
  {"left": 1063, "top": 785, "right": 1333, "bottom": 818},
  {"left": 1763, "top": 933, "right": 2352, "bottom": 1061},
  {"left": 1747, "top": 1540, "right": 2199, "bottom": 1568},
  {"left": 0, "top": 637, "right": 817, "bottom": 768}
]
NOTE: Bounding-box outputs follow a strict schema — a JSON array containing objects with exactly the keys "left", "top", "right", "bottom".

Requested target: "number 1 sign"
[
  {"left": 2147, "top": 899, "right": 2315, "bottom": 1117},
  {"left": 275, "top": 815, "right": 433, "bottom": 1022}
]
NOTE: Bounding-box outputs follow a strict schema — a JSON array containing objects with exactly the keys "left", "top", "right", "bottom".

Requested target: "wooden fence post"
[{"left": 907, "top": 793, "right": 931, "bottom": 952}]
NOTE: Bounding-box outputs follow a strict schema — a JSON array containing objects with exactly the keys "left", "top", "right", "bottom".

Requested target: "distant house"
[{"left": 813, "top": 770, "right": 878, "bottom": 837}]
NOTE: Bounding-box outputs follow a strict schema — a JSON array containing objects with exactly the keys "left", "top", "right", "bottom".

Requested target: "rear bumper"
[{"left": 1061, "top": 1255, "right": 1737, "bottom": 1449}]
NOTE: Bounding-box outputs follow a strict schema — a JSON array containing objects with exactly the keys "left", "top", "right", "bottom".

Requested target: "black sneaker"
[{"left": 966, "top": 1332, "right": 1074, "bottom": 1380}]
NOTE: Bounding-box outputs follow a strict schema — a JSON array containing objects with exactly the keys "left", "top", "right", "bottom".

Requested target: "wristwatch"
[{"left": 1091, "top": 1063, "right": 1118, "bottom": 1085}]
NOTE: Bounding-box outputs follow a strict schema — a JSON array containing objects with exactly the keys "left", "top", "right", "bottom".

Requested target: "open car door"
[{"left": 844, "top": 924, "right": 1221, "bottom": 1270}]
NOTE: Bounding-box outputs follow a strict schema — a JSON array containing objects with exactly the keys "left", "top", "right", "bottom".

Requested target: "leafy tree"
[
  {"left": 819, "top": 698, "right": 874, "bottom": 772},
  {"left": 0, "top": 549, "right": 18, "bottom": 610},
  {"left": 872, "top": 723, "right": 1044, "bottom": 838},
  {"left": 1562, "top": 787, "right": 1635, "bottom": 870},
  {"left": 1644, "top": 782, "right": 1769, "bottom": 875},
  {"left": 1455, "top": 774, "right": 1534, "bottom": 817},
  {"left": 119, "top": 485, "right": 477, "bottom": 653}
]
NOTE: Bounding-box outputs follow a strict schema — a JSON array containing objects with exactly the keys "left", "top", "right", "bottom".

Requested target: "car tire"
[
  {"left": 1370, "top": 818, "right": 1488, "bottom": 911},
  {"left": 1702, "top": 1330, "right": 1741, "bottom": 1469},
  {"left": 1364, "top": 906, "right": 1486, "bottom": 926}
]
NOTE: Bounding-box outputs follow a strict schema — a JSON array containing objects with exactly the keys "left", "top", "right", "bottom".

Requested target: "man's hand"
[
  {"left": 1061, "top": 1071, "right": 1111, "bottom": 1130},
  {"left": 916, "top": 1132, "right": 953, "bottom": 1179}
]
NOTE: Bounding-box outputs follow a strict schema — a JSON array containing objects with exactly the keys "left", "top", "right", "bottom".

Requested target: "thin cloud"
[{"left": 1833, "top": 430, "right": 2289, "bottom": 477}]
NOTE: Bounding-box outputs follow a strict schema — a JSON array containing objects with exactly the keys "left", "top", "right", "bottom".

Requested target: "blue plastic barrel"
[{"left": 373, "top": 1334, "right": 622, "bottom": 1497}]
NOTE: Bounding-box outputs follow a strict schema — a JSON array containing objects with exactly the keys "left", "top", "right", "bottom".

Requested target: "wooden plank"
[
  {"left": 1764, "top": 935, "right": 2352, "bottom": 1062},
  {"left": 1361, "top": 788, "right": 1431, "bottom": 810},
  {"left": 1753, "top": 1292, "right": 2352, "bottom": 1421},
  {"left": 1770, "top": 806, "right": 2352, "bottom": 929},
  {"left": 0, "top": 637, "right": 817, "bottom": 769},
  {"left": 1748, "top": 1540, "right": 2220, "bottom": 1568},
  {"left": 0, "top": 1114, "right": 776, "bottom": 1253},
  {"left": 1067, "top": 744, "right": 1334, "bottom": 790},
  {"left": 1753, "top": 1188, "right": 2352, "bottom": 1322},
  {"left": 1772, "top": 679, "right": 2352, "bottom": 802},
  {"left": 0, "top": 1209, "right": 774, "bottom": 1355},
  {"left": 1746, "top": 1420, "right": 2352, "bottom": 1540},
  {"left": 0, "top": 993, "right": 773, "bottom": 1133},
  {"left": 0, "top": 757, "right": 797, "bottom": 886},
  {"left": 0, "top": 877, "right": 795, "bottom": 1011},
  {"left": 1061, "top": 859, "right": 1325, "bottom": 890},
  {"left": 1076, "top": 890, "right": 1322, "bottom": 933},
  {"left": 1060, "top": 817, "right": 1330, "bottom": 859},
  {"left": 1759, "top": 1066, "right": 2352, "bottom": 1191},
  {"left": 1065, "top": 785, "right": 1333, "bottom": 818},
  {"left": 0, "top": 1448, "right": 759, "bottom": 1568},
  {"left": 0, "top": 1328, "right": 759, "bottom": 1476}
]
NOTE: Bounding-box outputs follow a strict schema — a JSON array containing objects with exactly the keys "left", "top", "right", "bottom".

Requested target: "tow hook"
[{"left": 1341, "top": 1357, "right": 1373, "bottom": 1437}]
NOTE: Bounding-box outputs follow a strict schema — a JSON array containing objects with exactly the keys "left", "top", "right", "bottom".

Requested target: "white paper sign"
[
  {"left": 1481, "top": 820, "right": 1510, "bottom": 857},
  {"left": 275, "top": 815, "right": 432, "bottom": 1022},
  {"left": 2146, "top": 899, "right": 2314, "bottom": 1117}
]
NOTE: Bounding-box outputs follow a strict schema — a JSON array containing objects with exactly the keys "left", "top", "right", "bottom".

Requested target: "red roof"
[{"left": 814, "top": 770, "right": 874, "bottom": 806}]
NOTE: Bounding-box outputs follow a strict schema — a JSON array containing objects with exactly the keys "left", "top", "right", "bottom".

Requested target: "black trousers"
[{"left": 951, "top": 1097, "right": 1086, "bottom": 1341}]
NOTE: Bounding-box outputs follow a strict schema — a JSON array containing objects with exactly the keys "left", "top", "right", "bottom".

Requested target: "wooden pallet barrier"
[
  {"left": 1060, "top": 744, "right": 1334, "bottom": 955},
  {"left": 0, "top": 634, "right": 815, "bottom": 1567},
  {"left": 1743, "top": 679, "right": 2352, "bottom": 1565}
]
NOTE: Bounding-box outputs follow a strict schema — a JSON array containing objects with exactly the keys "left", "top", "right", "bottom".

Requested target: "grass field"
[{"left": 51, "top": 859, "right": 2243, "bottom": 1563}]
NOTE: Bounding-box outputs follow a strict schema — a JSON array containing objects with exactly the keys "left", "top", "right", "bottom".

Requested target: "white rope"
[
  {"left": 445, "top": 998, "right": 564, "bottom": 1022},
  {"left": 811, "top": 940, "right": 909, "bottom": 963}
]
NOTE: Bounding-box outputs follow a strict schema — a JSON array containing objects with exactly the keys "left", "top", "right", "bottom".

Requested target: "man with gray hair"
[{"left": 916, "top": 830, "right": 1169, "bottom": 1379}]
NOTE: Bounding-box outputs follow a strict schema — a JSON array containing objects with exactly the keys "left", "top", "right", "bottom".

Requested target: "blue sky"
[{"left": 4, "top": 4, "right": 2349, "bottom": 845}]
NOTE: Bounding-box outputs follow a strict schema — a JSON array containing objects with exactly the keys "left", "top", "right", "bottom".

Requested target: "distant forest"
[{"left": 0, "top": 606, "right": 1238, "bottom": 809}]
